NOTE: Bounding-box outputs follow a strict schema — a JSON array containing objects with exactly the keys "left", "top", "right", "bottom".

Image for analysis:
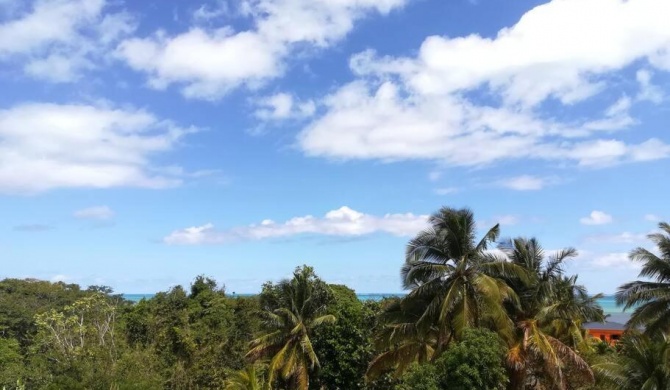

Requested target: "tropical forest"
[{"left": 0, "top": 207, "right": 668, "bottom": 390}]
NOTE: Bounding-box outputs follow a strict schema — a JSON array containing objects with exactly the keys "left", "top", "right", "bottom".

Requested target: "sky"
[{"left": 1, "top": 0, "right": 669, "bottom": 295}]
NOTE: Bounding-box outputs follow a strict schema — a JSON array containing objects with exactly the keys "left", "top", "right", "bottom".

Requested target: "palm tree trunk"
[{"left": 508, "top": 367, "right": 526, "bottom": 390}]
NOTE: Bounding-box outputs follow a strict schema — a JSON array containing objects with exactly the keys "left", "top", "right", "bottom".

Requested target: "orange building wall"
[{"left": 588, "top": 329, "right": 623, "bottom": 344}]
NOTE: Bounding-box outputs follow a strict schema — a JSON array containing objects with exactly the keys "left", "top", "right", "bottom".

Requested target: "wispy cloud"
[
  {"left": 645, "top": 214, "right": 662, "bottom": 222},
  {"left": 74, "top": 206, "right": 115, "bottom": 221},
  {"left": 497, "top": 175, "right": 553, "bottom": 191},
  {"left": 434, "top": 187, "right": 460, "bottom": 195},
  {"left": 164, "top": 206, "right": 428, "bottom": 245},
  {"left": 13, "top": 223, "right": 54, "bottom": 232}
]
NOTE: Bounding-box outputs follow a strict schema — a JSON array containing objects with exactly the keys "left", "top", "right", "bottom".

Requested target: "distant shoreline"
[{"left": 121, "top": 293, "right": 631, "bottom": 320}]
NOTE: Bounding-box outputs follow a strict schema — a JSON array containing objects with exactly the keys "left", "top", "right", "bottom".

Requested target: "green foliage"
[
  {"left": 311, "top": 285, "right": 375, "bottom": 390},
  {"left": 594, "top": 332, "right": 670, "bottom": 390},
  {"left": 225, "top": 365, "right": 268, "bottom": 390},
  {"left": 0, "top": 279, "right": 88, "bottom": 348},
  {"left": 248, "top": 266, "right": 336, "bottom": 390},
  {"left": 0, "top": 207, "right": 666, "bottom": 390},
  {"left": 616, "top": 222, "right": 670, "bottom": 334},
  {"left": 436, "top": 328, "right": 508, "bottom": 390},
  {"left": 121, "top": 276, "right": 247, "bottom": 388},
  {"left": 501, "top": 237, "right": 600, "bottom": 390},
  {"left": 395, "top": 328, "right": 507, "bottom": 390},
  {"left": 395, "top": 362, "right": 440, "bottom": 390},
  {"left": 0, "top": 338, "right": 25, "bottom": 388}
]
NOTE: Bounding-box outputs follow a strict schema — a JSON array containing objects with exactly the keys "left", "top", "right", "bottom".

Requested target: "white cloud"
[
  {"left": 636, "top": 69, "right": 663, "bottom": 103},
  {"left": 645, "top": 214, "right": 662, "bottom": 222},
  {"left": 585, "top": 231, "right": 648, "bottom": 244},
  {"left": 434, "top": 187, "right": 459, "bottom": 195},
  {"left": 498, "top": 175, "right": 547, "bottom": 191},
  {"left": 591, "top": 253, "right": 639, "bottom": 270},
  {"left": 117, "top": 0, "right": 408, "bottom": 99},
  {"left": 428, "top": 171, "right": 442, "bottom": 182},
  {"left": 495, "top": 215, "right": 519, "bottom": 226},
  {"left": 0, "top": 102, "right": 195, "bottom": 194},
  {"left": 580, "top": 211, "right": 613, "bottom": 226},
  {"left": 355, "top": 0, "right": 670, "bottom": 106},
  {"left": 193, "top": 1, "right": 229, "bottom": 23},
  {"left": 254, "top": 92, "right": 315, "bottom": 120},
  {"left": 50, "top": 274, "right": 70, "bottom": 283},
  {"left": 74, "top": 206, "right": 114, "bottom": 220},
  {"left": 164, "top": 206, "right": 428, "bottom": 245},
  {"left": 298, "top": 0, "right": 670, "bottom": 168},
  {"left": 0, "top": 0, "right": 135, "bottom": 82}
]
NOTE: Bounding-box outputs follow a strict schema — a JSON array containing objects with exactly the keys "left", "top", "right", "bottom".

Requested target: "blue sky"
[{"left": 1, "top": 0, "right": 669, "bottom": 294}]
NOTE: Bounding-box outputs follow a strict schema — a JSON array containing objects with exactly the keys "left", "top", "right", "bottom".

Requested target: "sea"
[{"left": 122, "top": 293, "right": 631, "bottom": 323}]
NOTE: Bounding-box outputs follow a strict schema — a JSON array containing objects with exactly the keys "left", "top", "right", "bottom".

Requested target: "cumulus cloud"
[
  {"left": 164, "top": 206, "right": 428, "bottom": 245},
  {"left": 0, "top": 0, "right": 135, "bottom": 82},
  {"left": 254, "top": 92, "right": 315, "bottom": 121},
  {"left": 298, "top": 0, "right": 670, "bottom": 168},
  {"left": 580, "top": 211, "right": 613, "bottom": 226},
  {"left": 74, "top": 206, "right": 114, "bottom": 220},
  {"left": 117, "top": 0, "right": 408, "bottom": 99},
  {"left": 0, "top": 102, "right": 195, "bottom": 194}
]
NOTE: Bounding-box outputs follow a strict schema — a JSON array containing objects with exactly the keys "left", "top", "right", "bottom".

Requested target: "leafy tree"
[
  {"left": 616, "top": 222, "right": 670, "bottom": 334},
  {"left": 395, "top": 362, "right": 440, "bottom": 390},
  {"left": 311, "top": 284, "right": 374, "bottom": 389},
  {"left": 594, "top": 332, "right": 670, "bottom": 390},
  {"left": 394, "top": 328, "right": 507, "bottom": 390},
  {"left": 122, "top": 277, "right": 241, "bottom": 389},
  {"left": 0, "top": 338, "right": 25, "bottom": 388},
  {"left": 30, "top": 293, "right": 122, "bottom": 389},
  {"left": 436, "top": 328, "right": 508, "bottom": 390},
  {"left": 0, "top": 279, "right": 88, "bottom": 349},
  {"left": 247, "top": 266, "right": 336, "bottom": 390}
]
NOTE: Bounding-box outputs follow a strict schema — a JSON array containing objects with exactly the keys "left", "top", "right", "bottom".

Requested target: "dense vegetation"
[{"left": 1, "top": 207, "right": 669, "bottom": 389}]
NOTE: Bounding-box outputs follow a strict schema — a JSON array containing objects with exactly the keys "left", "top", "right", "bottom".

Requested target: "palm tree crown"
[
  {"left": 501, "top": 237, "right": 604, "bottom": 390},
  {"left": 246, "top": 266, "right": 336, "bottom": 390},
  {"left": 616, "top": 222, "right": 670, "bottom": 334},
  {"left": 401, "top": 207, "right": 523, "bottom": 343},
  {"left": 367, "top": 207, "right": 526, "bottom": 379}
]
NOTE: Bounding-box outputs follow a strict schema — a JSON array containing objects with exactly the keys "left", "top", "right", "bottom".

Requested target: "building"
[{"left": 583, "top": 321, "right": 626, "bottom": 344}]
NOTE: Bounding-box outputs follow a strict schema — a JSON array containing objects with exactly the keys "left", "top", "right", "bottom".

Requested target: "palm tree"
[
  {"left": 501, "top": 237, "right": 604, "bottom": 390},
  {"left": 366, "top": 296, "right": 439, "bottom": 378},
  {"left": 246, "top": 266, "right": 336, "bottom": 390},
  {"left": 594, "top": 332, "right": 670, "bottom": 390},
  {"left": 225, "top": 365, "right": 268, "bottom": 390},
  {"left": 400, "top": 207, "right": 524, "bottom": 347},
  {"left": 546, "top": 275, "right": 605, "bottom": 351},
  {"left": 367, "top": 207, "right": 526, "bottom": 380},
  {"left": 616, "top": 222, "right": 670, "bottom": 334}
]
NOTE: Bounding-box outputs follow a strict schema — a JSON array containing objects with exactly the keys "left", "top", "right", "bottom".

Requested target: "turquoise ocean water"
[{"left": 122, "top": 293, "right": 629, "bottom": 321}]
